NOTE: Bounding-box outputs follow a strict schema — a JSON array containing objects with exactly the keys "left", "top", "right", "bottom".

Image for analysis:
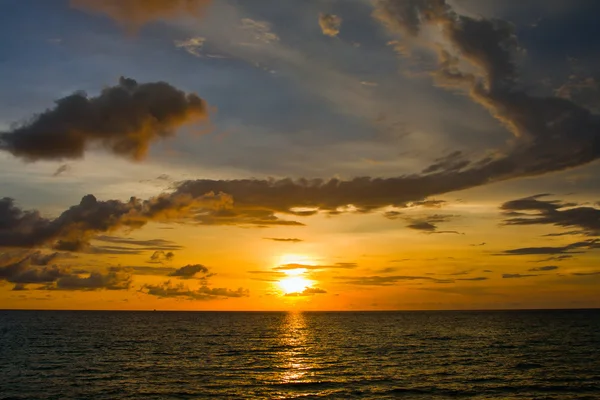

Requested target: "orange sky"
[{"left": 1, "top": 0, "right": 600, "bottom": 310}]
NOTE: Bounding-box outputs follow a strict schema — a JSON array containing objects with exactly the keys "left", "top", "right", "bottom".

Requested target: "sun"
[
  {"left": 278, "top": 277, "right": 313, "bottom": 294},
  {"left": 275, "top": 254, "right": 317, "bottom": 294}
]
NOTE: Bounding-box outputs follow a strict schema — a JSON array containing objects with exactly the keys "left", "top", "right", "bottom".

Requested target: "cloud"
[
  {"left": 0, "top": 191, "right": 230, "bottom": 251},
  {"left": 28, "top": 251, "right": 61, "bottom": 266},
  {"left": 0, "top": 77, "right": 209, "bottom": 162},
  {"left": 240, "top": 18, "right": 279, "bottom": 44},
  {"left": 273, "top": 262, "right": 357, "bottom": 271},
  {"left": 555, "top": 71, "right": 600, "bottom": 112},
  {"left": 405, "top": 214, "right": 462, "bottom": 234},
  {"left": 532, "top": 255, "right": 573, "bottom": 263},
  {"left": 51, "top": 267, "right": 131, "bottom": 291},
  {"left": 95, "top": 236, "right": 182, "bottom": 250},
  {"left": 0, "top": 254, "right": 70, "bottom": 284},
  {"left": 148, "top": 250, "right": 175, "bottom": 264},
  {"left": 175, "top": 37, "right": 206, "bottom": 57},
  {"left": 0, "top": 253, "right": 131, "bottom": 290},
  {"left": 53, "top": 164, "right": 71, "bottom": 177},
  {"left": 571, "top": 271, "right": 600, "bottom": 276},
  {"left": 70, "top": 0, "right": 212, "bottom": 30},
  {"left": 285, "top": 287, "right": 327, "bottom": 296},
  {"left": 470, "top": 242, "right": 486, "bottom": 246},
  {"left": 422, "top": 151, "right": 470, "bottom": 174},
  {"left": 374, "top": 267, "right": 399, "bottom": 274},
  {"left": 3, "top": 0, "right": 599, "bottom": 248},
  {"left": 501, "top": 194, "right": 600, "bottom": 236},
  {"left": 318, "top": 13, "right": 342, "bottom": 37},
  {"left": 372, "top": 0, "right": 600, "bottom": 196},
  {"left": 141, "top": 280, "right": 249, "bottom": 300},
  {"left": 338, "top": 275, "right": 452, "bottom": 286},
  {"left": 168, "top": 264, "right": 212, "bottom": 279},
  {"left": 408, "top": 199, "right": 446, "bottom": 208},
  {"left": 126, "top": 266, "right": 176, "bottom": 276},
  {"left": 456, "top": 277, "right": 488, "bottom": 281},
  {"left": 528, "top": 266, "right": 559, "bottom": 272},
  {"left": 499, "top": 240, "right": 600, "bottom": 256},
  {"left": 263, "top": 237, "right": 303, "bottom": 243},
  {"left": 502, "top": 273, "right": 539, "bottom": 279}
]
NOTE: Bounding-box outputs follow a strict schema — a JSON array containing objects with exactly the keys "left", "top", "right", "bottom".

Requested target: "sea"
[{"left": 1, "top": 310, "right": 599, "bottom": 399}]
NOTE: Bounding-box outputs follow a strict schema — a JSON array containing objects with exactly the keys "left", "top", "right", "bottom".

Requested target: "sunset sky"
[{"left": 1, "top": 0, "right": 599, "bottom": 310}]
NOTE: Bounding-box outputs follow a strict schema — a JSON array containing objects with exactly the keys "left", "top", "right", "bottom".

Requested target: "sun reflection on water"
[{"left": 277, "top": 311, "right": 311, "bottom": 384}]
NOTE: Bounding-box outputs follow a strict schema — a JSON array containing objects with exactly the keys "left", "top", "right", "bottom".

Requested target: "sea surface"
[{"left": 1, "top": 310, "right": 599, "bottom": 399}]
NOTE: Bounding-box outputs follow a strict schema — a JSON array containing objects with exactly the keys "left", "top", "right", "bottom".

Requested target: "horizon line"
[{"left": 1, "top": 307, "right": 598, "bottom": 312}]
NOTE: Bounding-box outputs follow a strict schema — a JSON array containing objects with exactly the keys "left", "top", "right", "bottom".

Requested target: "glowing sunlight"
[{"left": 278, "top": 277, "right": 313, "bottom": 294}]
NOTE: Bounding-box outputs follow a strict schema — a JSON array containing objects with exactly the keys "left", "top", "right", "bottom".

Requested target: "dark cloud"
[
  {"left": 284, "top": 287, "right": 327, "bottom": 296},
  {"left": 12, "top": 283, "right": 27, "bottom": 291},
  {"left": 470, "top": 242, "right": 487, "bottom": 246},
  {"left": 70, "top": 0, "right": 212, "bottom": 30},
  {"left": 571, "top": 271, "right": 600, "bottom": 276},
  {"left": 0, "top": 191, "right": 229, "bottom": 251},
  {"left": 422, "top": 151, "right": 470, "bottom": 174},
  {"left": 0, "top": 255, "right": 70, "bottom": 284},
  {"left": 532, "top": 255, "right": 573, "bottom": 263},
  {"left": 406, "top": 214, "right": 462, "bottom": 234},
  {"left": 501, "top": 194, "right": 600, "bottom": 236},
  {"left": 318, "top": 13, "right": 342, "bottom": 37},
  {"left": 126, "top": 266, "right": 176, "bottom": 276},
  {"left": 374, "top": 266, "right": 399, "bottom": 274},
  {"left": 528, "top": 266, "right": 559, "bottom": 272},
  {"left": 0, "top": 253, "right": 131, "bottom": 290},
  {"left": 0, "top": 77, "right": 208, "bottom": 162},
  {"left": 373, "top": 0, "right": 600, "bottom": 199},
  {"left": 407, "top": 221, "right": 436, "bottom": 231},
  {"left": 273, "top": 262, "right": 358, "bottom": 271},
  {"left": 499, "top": 239, "right": 599, "bottom": 256},
  {"left": 383, "top": 211, "right": 403, "bottom": 220},
  {"left": 28, "top": 251, "right": 60, "bottom": 266},
  {"left": 502, "top": 273, "right": 539, "bottom": 279},
  {"left": 556, "top": 68, "right": 600, "bottom": 113},
  {"left": 95, "top": 236, "right": 182, "bottom": 250},
  {"left": 141, "top": 280, "right": 249, "bottom": 301},
  {"left": 51, "top": 267, "right": 131, "bottom": 291},
  {"left": 263, "top": 238, "right": 303, "bottom": 243},
  {"left": 168, "top": 264, "right": 212, "bottom": 279},
  {"left": 408, "top": 199, "right": 446, "bottom": 208},
  {"left": 53, "top": 164, "right": 71, "bottom": 177},
  {"left": 338, "top": 275, "right": 452, "bottom": 286},
  {"left": 148, "top": 250, "right": 175, "bottom": 264},
  {"left": 87, "top": 246, "right": 145, "bottom": 255},
  {"left": 456, "top": 277, "right": 488, "bottom": 281}
]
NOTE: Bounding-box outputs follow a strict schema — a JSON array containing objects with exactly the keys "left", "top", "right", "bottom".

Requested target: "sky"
[{"left": 1, "top": 0, "right": 599, "bottom": 311}]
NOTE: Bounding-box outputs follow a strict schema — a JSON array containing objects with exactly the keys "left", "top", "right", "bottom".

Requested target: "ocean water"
[{"left": 1, "top": 310, "right": 599, "bottom": 399}]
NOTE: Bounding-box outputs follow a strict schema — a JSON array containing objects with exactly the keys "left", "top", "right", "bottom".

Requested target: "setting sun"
[{"left": 278, "top": 277, "right": 313, "bottom": 294}]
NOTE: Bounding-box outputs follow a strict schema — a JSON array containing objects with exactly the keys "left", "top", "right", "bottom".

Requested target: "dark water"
[{"left": 1, "top": 310, "right": 599, "bottom": 399}]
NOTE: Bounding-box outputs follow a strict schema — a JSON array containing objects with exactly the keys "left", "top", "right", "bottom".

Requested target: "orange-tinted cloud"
[
  {"left": 319, "top": 13, "right": 342, "bottom": 37},
  {"left": 70, "top": 0, "right": 212, "bottom": 30}
]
